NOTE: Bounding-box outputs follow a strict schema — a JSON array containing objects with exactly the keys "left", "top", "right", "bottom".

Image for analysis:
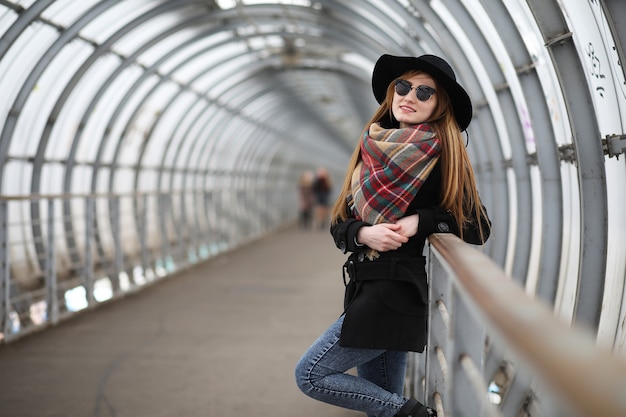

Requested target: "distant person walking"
[
  {"left": 297, "top": 170, "right": 315, "bottom": 229},
  {"left": 312, "top": 166, "right": 332, "bottom": 229}
]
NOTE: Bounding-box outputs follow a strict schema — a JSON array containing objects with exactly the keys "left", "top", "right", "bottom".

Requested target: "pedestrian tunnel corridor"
[{"left": 0, "top": 1, "right": 625, "bottom": 417}]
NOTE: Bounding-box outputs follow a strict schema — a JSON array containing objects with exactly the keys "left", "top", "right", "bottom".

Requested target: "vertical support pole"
[
  {"left": 451, "top": 291, "right": 489, "bottom": 417},
  {"left": 204, "top": 191, "right": 215, "bottom": 255},
  {"left": 139, "top": 193, "right": 149, "bottom": 281},
  {"left": 0, "top": 200, "right": 10, "bottom": 337},
  {"left": 426, "top": 244, "right": 453, "bottom": 412},
  {"left": 84, "top": 196, "right": 95, "bottom": 306},
  {"left": 46, "top": 199, "right": 58, "bottom": 325},
  {"left": 159, "top": 193, "right": 171, "bottom": 273},
  {"left": 110, "top": 196, "right": 122, "bottom": 292},
  {"left": 176, "top": 191, "right": 185, "bottom": 265}
]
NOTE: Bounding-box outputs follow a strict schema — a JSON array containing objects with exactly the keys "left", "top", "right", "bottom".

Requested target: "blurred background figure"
[
  {"left": 298, "top": 170, "right": 315, "bottom": 229},
  {"left": 312, "top": 167, "right": 332, "bottom": 230}
]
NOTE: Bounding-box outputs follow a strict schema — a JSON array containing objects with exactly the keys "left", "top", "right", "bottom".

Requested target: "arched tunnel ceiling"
[{"left": 0, "top": 0, "right": 625, "bottom": 352}]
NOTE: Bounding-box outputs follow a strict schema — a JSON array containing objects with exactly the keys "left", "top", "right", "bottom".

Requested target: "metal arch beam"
[
  {"left": 195, "top": 69, "right": 338, "bottom": 177},
  {"left": 103, "top": 42, "right": 343, "bottom": 265},
  {"left": 480, "top": 0, "right": 564, "bottom": 304},
  {"left": 0, "top": 0, "right": 122, "bottom": 189},
  {"left": 5, "top": 0, "right": 394, "bottom": 274},
  {"left": 0, "top": 0, "right": 123, "bottom": 274},
  {"left": 445, "top": 0, "right": 535, "bottom": 287},
  {"left": 234, "top": 1, "right": 415, "bottom": 57},
  {"left": 16, "top": 0, "right": 419, "bottom": 197},
  {"left": 3, "top": 0, "right": 600, "bottom": 312},
  {"left": 150, "top": 80, "right": 293, "bottom": 254},
  {"left": 601, "top": 0, "right": 626, "bottom": 80},
  {"left": 1, "top": 0, "right": 140, "bottom": 281},
  {"left": 409, "top": 0, "right": 510, "bottom": 269},
  {"left": 43, "top": 12, "right": 231, "bottom": 270},
  {"left": 114, "top": 55, "right": 359, "bottom": 258},
  {"left": 526, "top": 0, "right": 608, "bottom": 330},
  {"left": 36, "top": 0, "right": 214, "bottom": 192},
  {"left": 115, "top": 36, "right": 372, "bottom": 189},
  {"left": 117, "top": 34, "right": 357, "bottom": 191},
  {"left": 216, "top": 68, "right": 354, "bottom": 152},
  {"left": 104, "top": 18, "right": 396, "bottom": 189},
  {"left": 0, "top": 0, "right": 56, "bottom": 62}
]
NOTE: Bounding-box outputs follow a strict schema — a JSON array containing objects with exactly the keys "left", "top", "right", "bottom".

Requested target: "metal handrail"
[
  {"left": 417, "top": 233, "right": 626, "bottom": 417},
  {"left": 0, "top": 187, "right": 295, "bottom": 343}
]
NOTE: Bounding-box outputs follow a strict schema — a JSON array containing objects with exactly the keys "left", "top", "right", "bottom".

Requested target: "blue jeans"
[{"left": 295, "top": 315, "right": 408, "bottom": 417}]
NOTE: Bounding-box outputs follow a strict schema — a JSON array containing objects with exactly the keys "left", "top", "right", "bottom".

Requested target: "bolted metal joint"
[
  {"left": 602, "top": 134, "right": 626, "bottom": 159},
  {"left": 558, "top": 143, "right": 577, "bottom": 163}
]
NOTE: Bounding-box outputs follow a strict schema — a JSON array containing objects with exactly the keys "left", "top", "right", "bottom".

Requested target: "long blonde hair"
[{"left": 331, "top": 70, "right": 487, "bottom": 239}]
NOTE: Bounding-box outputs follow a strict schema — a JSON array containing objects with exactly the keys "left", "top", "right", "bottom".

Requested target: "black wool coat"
[{"left": 331, "top": 163, "right": 490, "bottom": 352}]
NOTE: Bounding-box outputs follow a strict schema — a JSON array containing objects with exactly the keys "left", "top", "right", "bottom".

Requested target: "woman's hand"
[
  {"left": 356, "top": 223, "right": 409, "bottom": 252},
  {"left": 395, "top": 213, "right": 420, "bottom": 238}
]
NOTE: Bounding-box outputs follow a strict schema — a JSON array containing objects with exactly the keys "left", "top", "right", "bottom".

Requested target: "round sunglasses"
[{"left": 394, "top": 79, "right": 436, "bottom": 101}]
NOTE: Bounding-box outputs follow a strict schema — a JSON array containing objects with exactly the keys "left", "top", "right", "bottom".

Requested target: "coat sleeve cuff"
[
  {"left": 415, "top": 207, "right": 460, "bottom": 239},
  {"left": 331, "top": 218, "right": 369, "bottom": 253}
]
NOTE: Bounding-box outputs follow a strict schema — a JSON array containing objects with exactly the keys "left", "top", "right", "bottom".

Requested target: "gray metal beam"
[{"left": 526, "top": 0, "right": 608, "bottom": 330}]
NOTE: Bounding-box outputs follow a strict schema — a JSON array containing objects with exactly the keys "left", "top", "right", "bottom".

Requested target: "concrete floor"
[{"left": 0, "top": 226, "right": 362, "bottom": 417}]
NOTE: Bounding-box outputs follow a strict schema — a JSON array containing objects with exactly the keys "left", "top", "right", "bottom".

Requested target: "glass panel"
[
  {"left": 15, "top": 0, "right": 39, "bottom": 8},
  {"left": 1, "top": 23, "right": 57, "bottom": 142},
  {"left": 154, "top": 93, "right": 199, "bottom": 169},
  {"left": 554, "top": 163, "right": 581, "bottom": 322},
  {"left": 559, "top": 0, "right": 626, "bottom": 135},
  {"left": 75, "top": 67, "right": 145, "bottom": 163},
  {"left": 186, "top": 106, "right": 220, "bottom": 176},
  {"left": 46, "top": 53, "right": 123, "bottom": 161},
  {"left": 137, "top": 28, "right": 205, "bottom": 67},
  {"left": 2, "top": 160, "right": 31, "bottom": 196},
  {"left": 432, "top": 0, "right": 513, "bottom": 160},
  {"left": 503, "top": 0, "right": 572, "bottom": 146},
  {"left": 78, "top": 1, "right": 157, "bottom": 44},
  {"left": 41, "top": 0, "right": 97, "bottom": 27},
  {"left": 12, "top": 41, "right": 92, "bottom": 163},
  {"left": 161, "top": 37, "right": 243, "bottom": 80},
  {"left": 242, "top": 0, "right": 312, "bottom": 5},
  {"left": 40, "top": 163, "right": 65, "bottom": 194},
  {"left": 113, "top": 5, "right": 201, "bottom": 57},
  {"left": 525, "top": 166, "right": 543, "bottom": 294},
  {"left": 0, "top": 6, "right": 18, "bottom": 37},
  {"left": 99, "top": 75, "right": 162, "bottom": 165},
  {"left": 461, "top": 0, "right": 537, "bottom": 154},
  {"left": 118, "top": 80, "right": 180, "bottom": 168},
  {"left": 71, "top": 165, "right": 92, "bottom": 194}
]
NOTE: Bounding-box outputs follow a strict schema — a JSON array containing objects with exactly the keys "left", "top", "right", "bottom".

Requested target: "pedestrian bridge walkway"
[
  {"left": 0, "top": 226, "right": 361, "bottom": 417},
  {"left": 1, "top": 1, "right": 626, "bottom": 416},
  {"left": 2, "top": 224, "right": 626, "bottom": 417}
]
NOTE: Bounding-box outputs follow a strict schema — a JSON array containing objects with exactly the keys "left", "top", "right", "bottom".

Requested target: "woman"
[{"left": 294, "top": 54, "right": 491, "bottom": 417}]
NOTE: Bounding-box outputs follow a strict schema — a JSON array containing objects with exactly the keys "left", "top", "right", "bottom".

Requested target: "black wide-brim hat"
[{"left": 372, "top": 54, "right": 473, "bottom": 131}]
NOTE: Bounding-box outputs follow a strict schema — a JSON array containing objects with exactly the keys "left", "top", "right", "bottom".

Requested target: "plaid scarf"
[{"left": 348, "top": 122, "right": 440, "bottom": 229}]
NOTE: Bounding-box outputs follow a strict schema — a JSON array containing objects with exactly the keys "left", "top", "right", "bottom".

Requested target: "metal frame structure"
[{"left": 0, "top": 0, "right": 625, "bottom": 414}]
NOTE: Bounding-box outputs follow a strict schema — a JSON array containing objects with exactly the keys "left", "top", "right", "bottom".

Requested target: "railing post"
[
  {"left": 424, "top": 233, "right": 626, "bottom": 417},
  {"left": 0, "top": 200, "right": 9, "bottom": 337},
  {"left": 452, "top": 296, "right": 495, "bottom": 417},
  {"left": 110, "top": 196, "right": 122, "bottom": 292},
  {"left": 426, "top": 249, "right": 453, "bottom": 410},
  {"left": 45, "top": 199, "right": 58, "bottom": 325},
  {"left": 139, "top": 193, "right": 149, "bottom": 282},
  {"left": 84, "top": 196, "right": 95, "bottom": 306}
]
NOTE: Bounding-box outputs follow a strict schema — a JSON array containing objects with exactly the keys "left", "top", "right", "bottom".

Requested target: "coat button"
[{"left": 437, "top": 222, "right": 450, "bottom": 232}]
